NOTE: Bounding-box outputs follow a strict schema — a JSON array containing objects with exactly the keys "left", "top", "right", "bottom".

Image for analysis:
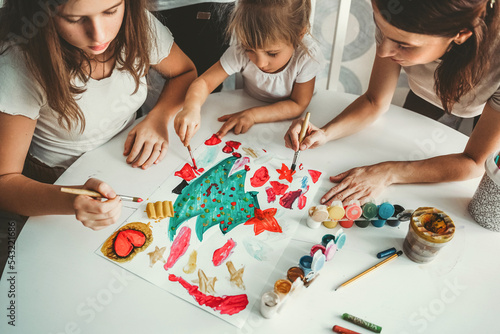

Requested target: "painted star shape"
[
  {"left": 193, "top": 269, "right": 217, "bottom": 295},
  {"left": 244, "top": 208, "right": 282, "bottom": 235},
  {"left": 226, "top": 261, "right": 245, "bottom": 290},
  {"left": 276, "top": 163, "right": 296, "bottom": 183},
  {"left": 147, "top": 246, "right": 167, "bottom": 267}
]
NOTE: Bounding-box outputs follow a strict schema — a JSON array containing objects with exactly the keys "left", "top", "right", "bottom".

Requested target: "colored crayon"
[
  {"left": 341, "top": 313, "right": 382, "bottom": 333},
  {"left": 332, "top": 324, "right": 360, "bottom": 334}
]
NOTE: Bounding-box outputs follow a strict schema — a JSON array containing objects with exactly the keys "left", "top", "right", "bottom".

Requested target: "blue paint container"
[
  {"left": 378, "top": 202, "right": 395, "bottom": 220},
  {"left": 299, "top": 255, "right": 313, "bottom": 275},
  {"left": 371, "top": 219, "right": 386, "bottom": 228},
  {"left": 321, "top": 234, "right": 335, "bottom": 247}
]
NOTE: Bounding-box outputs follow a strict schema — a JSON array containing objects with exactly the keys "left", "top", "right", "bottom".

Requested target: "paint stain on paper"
[
  {"left": 298, "top": 194, "right": 307, "bottom": 210},
  {"left": 147, "top": 246, "right": 167, "bottom": 267},
  {"left": 308, "top": 170, "right": 322, "bottom": 183},
  {"left": 175, "top": 163, "right": 205, "bottom": 182},
  {"left": 205, "top": 134, "right": 222, "bottom": 146},
  {"left": 244, "top": 208, "right": 282, "bottom": 235},
  {"left": 183, "top": 250, "right": 198, "bottom": 274},
  {"left": 197, "top": 146, "right": 219, "bottom": 167},
  {"left": 164, "top": 226, "right": 191, "bottom": 271},
  {"left": 226, "top": 261, "right": 245, "bottom": 290},
  {"left": 169, "top": 274, "right": 248, "bottom": 315},
  {"left": 212, "top": 238, "right": 236, "bottom": 266},
  {"left": 265, "top": 187, "right": 276, "bottom": 203},
  {"left": 276, "top": 163, "right": 295, "bottom": 183},
  {"left": 229, "top": 157, "right": 250, "bottom": 177},
  {"left": 101, "top": 222, "right": 153, "bottom": 263},
  {"left": 172, "top": 179, "right": 189, "bottom": 194},
  {"left": 242, "top": 147, "right": 258, "bottom": 158},
  {"left": 270, "top": 181, "right": 288, "bottom": 195},
  {"left": 279, "top": 190, "right": 303, "bottom": 209},
  {"left": 194, "top": 269, "right": 217, "bottom": 295},
  {"left": 169, "top": 156, "right": 260, "bottom": 241},
  {"left": 250, "top": 166, "right": 270, "bottom": 187},
  {"left": 222, "top": 145, "right": 234, "bottom": 153},
  {"left": 242, "top": 238, "right": 272, "bottom": 261},
  {"left": 226, "top": 140, "right": 241, "bottom": 150}
]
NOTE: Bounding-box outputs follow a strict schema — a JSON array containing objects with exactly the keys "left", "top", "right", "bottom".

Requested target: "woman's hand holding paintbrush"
[{"left": 284, "top": 116, "right": 328, "bottom": 154}]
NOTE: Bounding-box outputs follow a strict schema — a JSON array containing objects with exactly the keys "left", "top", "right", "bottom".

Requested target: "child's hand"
[
  {"left": 174, "top": 107, "right": 201, "bottom": 146},
  {"left": 73, "top": 178, "right": 122, "bottom": 231},
  {"left": 124, "top": 114, "right": 169, "bottom": 169},
  {"left": 216, "top": 110, "right": 256, "bottom": 137}
]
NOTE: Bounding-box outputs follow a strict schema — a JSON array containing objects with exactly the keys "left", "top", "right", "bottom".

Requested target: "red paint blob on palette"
[
  {"left": 205, "top": 134, "right": 222, "bottom": 146},
  {"left": 114, "top": 230, "right": 146, "bottom": 257},
  {"left": 169, "top": 274, "right": 249, "bottom": 315},
  {"left": 308, "top": 170, "right": 322, "bottom": 183},
  {"left": 250, "top": 166, "right": 270, "bottom": 187}
]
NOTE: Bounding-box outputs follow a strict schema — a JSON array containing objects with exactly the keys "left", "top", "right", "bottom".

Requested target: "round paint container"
[
  {"left": 362, "top": 201, "right": 378, "bottom": 220},
  {"left": 321, "top": 234, "right": 335, "bottom": 246},
  {"left": 323, "top": 220, "right": 338, "bottom": 229},
  {"left": 274, "top": 279, "right": 292, "bottom": 301},
  {"left": 335, "top": 229, "right": 347, "bottom": 249},
  {"left": 311, "top": 250, "right": 326, "bottom": 272},
  {"left": 328, "top": 201, "right": 345, "bottom": 221},
  {"left": 386, "top": 219, "right": 401, "bottom": 227},
  {"left": 310, "top": 244, "right": 326, "bottom": 256},
  {"left": 299, "top": 255, "right": 313, "bottom": 275},
  {"left": 339, "top": 220, "right": 355, "bottom": 228},
  {"left": 355, "top": 219, "right": 370, "bottom": 228},
  {"left": 371, "top": 219, "right": 386, "bottom": 228},
  {"left": 378, "top": 202, "right": 395, "bottom": 220},
  {"left": 324, "top": 240, "right": 337, "bottom": 261},
  {"left": 344, "top": 200, "right": 362, "bottom": 220},
  {"left": 260, "top": 291, "right": 280, "bottom": 319},
  {"left": 287, "top": 266, "right": 304, "bottom": 283},
  {"left": 307, "top": 205, "right": 329, "bottom": 229},
  {"left": 403, "top": 207, "right": 455, "bottom": 263}
]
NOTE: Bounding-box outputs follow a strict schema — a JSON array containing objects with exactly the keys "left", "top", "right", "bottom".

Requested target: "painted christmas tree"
[{"left": 169, "top": 156, "right": 260, "bottom": 241}]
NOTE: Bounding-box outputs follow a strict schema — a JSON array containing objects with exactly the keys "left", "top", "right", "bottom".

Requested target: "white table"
[{"left": 1, "top": 90, "right": 497, "bottom": 334}]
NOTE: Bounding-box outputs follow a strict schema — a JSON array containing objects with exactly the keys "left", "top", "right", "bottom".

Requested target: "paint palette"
[{"left": 96, "top": 134, "right": 324, "bottom": 328}]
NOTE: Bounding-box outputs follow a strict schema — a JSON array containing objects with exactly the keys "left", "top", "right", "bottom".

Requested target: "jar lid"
[{"left": 410, "top": 207, "right": 455, "bottom": 243}]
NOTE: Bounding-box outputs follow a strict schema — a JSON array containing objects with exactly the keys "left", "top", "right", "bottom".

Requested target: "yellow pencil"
[{"left": 335, "top": 250, "right": 403, "bottom": 291}]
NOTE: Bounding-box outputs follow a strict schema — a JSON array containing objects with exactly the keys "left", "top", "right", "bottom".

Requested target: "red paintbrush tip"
[{"left": 136, "top": 198, "right": 143, "bottom": 203}]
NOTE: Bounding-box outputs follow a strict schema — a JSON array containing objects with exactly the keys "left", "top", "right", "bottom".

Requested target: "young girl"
[
  {"left": 285, "top": 0, "right": 500, "bottom": 205},
  {"left": 0, "top": 0, "right": 196, "bottom": 230},
  {"left": 174, "top": 0, "right": 324, "bottom": 146}
]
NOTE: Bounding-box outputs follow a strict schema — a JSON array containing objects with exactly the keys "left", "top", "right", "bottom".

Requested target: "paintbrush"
[
  {"left": 187, "top": 145, "right": 198, "bottom": 169},
  {"left": 291, "top": 112, "right": 311, "bottom": 172},
  {"left": 60, "top": 187, "right": 143, "bottom": 202}
]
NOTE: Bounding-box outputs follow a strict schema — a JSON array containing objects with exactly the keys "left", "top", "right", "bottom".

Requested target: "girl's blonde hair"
[
  {"left": 0, "top": 0, "right": 155, "bottom": 132},
  {"left": 227, "top": 0, "right": 311, "bottom": 50}
]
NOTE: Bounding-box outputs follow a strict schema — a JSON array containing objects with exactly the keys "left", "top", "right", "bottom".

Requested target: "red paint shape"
[
  {"left": 308, "top": 170, "right": 322, "bottom": 184},
  {"left": 212, "top": 238, "right": 236, "bottom": 266},
  {"left": 250, "top": 166, "right": 270, "bottom": 187},
  {"left": 205, "top": 134, "right": 222, "bottom": 146},
  {"left": 266, "top": 187, "right": 276, "bottom": 203},
  {"left": 270, "top": 181, "right": 288, "bottom": 195},
  {"left": 276, "top": 163, "right": 296, "bottom": 183},
  {"left": 225, "top": 140, "right": 241, "bottom": 149},
  {"left": 298, "top": 194, "right": 307, "bottom": 210},
  {"left": 279, "top": 189, "right": 303, "bottom": 209},
  {"left": 232, "top": 152, "right": 242, "bottom": 158},
  {"left": 222, "top": 145, "right": 234, "bottom": 154},
  {"left": 244, "top": 165, "right": 250, "bottom": 171},
  {"left": 175, "top": 163, "right": 197, "bottom": 182},
  {"left": 169, "top": 274, "right": 248, "bottom": 315},
  {"left": 244, "top": 208, "right": 282, "bottom": 235},
  {"left": 114, "top": 230, "right": 146, "bottom": 257},
  {"left": 164, "top": 226, "right": 191, "bottom": 271},
  {"left": 299, "top": 163, "right": 304, "bottom": 170}
]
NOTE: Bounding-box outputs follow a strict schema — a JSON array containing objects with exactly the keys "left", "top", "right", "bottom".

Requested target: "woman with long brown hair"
[
  {"left": 285, "top": 0, "right": 500, "bottom": 204},
  {"left": 0, "top": 0, "right": 196, "bottom": 229}
]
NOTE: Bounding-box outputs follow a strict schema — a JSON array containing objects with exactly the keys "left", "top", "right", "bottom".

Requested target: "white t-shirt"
[
  {"left": 153, "top": 0, "right": 234, "bottom": 11},
  {"left": 220, "top": 35, "right": 325, "bottom": 103},
  {"left": 0, "top": 13, "right": 174, "bottom": 169},
  {"left": 375, "top": 26, "right": 500, "bottom": 117}
]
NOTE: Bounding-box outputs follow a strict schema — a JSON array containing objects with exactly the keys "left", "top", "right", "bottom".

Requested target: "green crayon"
[{"left": 341, "top": 313, "right": 382, "bottom": 333}]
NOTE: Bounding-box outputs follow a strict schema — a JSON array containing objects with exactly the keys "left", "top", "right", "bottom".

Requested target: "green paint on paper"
[{"left": 169, "top": 156, "right": 260, "bottom": 241}]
